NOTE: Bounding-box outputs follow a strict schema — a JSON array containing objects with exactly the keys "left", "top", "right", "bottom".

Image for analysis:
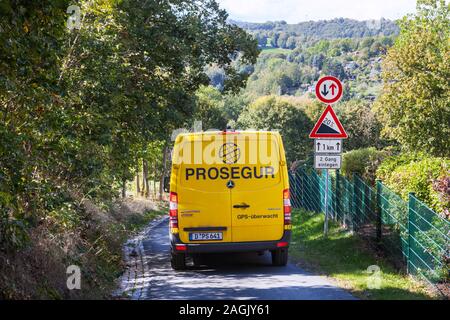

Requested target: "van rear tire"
[
  {"left": 271, "top": 248, "right": 288, "bottom": 266},
  {"left": 171, "top": 252, "right": 186, "bottom": 270}
]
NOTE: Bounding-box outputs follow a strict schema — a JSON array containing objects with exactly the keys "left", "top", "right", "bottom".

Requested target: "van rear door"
[
  {"left": 176, "top": 134, "right": 232, "bottom": 243},
  {"left": 230, "top": 132, "right": 285, "bottom": 242}
]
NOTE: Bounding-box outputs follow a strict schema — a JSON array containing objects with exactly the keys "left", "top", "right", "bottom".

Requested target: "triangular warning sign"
[{"left": 309, "top": 105, "right": 348, "bottom": 138}]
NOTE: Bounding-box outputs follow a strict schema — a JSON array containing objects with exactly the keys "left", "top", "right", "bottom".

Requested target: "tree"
[
  {"left": 322, "top": 60, "right": 346, "bottom": 79},
  {"left": 223, "top": 93, "right": 251, "bottom": 122},
  {"left": 311, "top": 54, "right": 325, "bottom": 69},
  {"left": 206, "top": 65, "right": 226, "bottom": 90},
  {"left": 0, "top": 0, "right": 71, "bottom": 247},
  {"left": 276, "top": 32, "right": 289, "bottom": 48},
  {"left": 334, "top": 100, "right": 389, "bottom": 151},
  {"left": 255, "top": 33, "right": 268, "bottom": 47},
  {"left": 193, "top": 86, "right": 227, "bottom": 130},
  {"left": 0, "top": 0, "right": 259, "bottom": 248},
  {"left": 285, "top": 36, "right": 297, "bottom": 49},
  {"left": 369, "top": 40, "right": 385, "bottom": 57},
  {"left": 374, "top": 0, "right": 450, "bottom": 157},
  {"left": 237, "top": 96, "right": 313, "bottom": 163}
]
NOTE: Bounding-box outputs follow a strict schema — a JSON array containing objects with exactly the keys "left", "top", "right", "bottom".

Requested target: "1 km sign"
[{"left": 315, "top": 76, "right": 343, "bottom": 104}]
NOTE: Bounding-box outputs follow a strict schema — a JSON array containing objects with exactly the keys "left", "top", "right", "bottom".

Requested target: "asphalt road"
[{"left": 141, "top": 219, "right": 355, "bottom": 300}]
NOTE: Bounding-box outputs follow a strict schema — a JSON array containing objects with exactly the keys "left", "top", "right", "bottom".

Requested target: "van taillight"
[
  {"left": 283, "top": 189, "right": 291, "bottom": 225},
  {"left": 169, "top": 192, "right": 178, "bottom": 229}
]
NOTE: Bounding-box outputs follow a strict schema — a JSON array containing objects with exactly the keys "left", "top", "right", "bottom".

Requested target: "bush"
[
  {"left": 415, "top": 215, "right": 450, "bottom": 283},
  {"left": 377, "top": 154, "right": 450, "bottom": 213},
  {"left": 432, "top": 176, "right": 450, "bottom": 219},
  {"left": 341, "top": 147, "right": 387, "bottom": 183},
  {"left": 333, "top": 100, "right": 390, "bottom": 151},
  {"left": 376, "top": 152, "right": 426, "bottom": 181}
]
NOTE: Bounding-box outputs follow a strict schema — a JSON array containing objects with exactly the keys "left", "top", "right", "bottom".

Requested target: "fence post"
[
  {"left": 324, "top": 169, "right": 330, "bottom": 237},
  {"left": 305, "top": 168, "right": 311, "bottom": 211},
  {"left": 335, "top": 170, "right": 341, "bottom": 221},
  {"left": 302, "top": 169, "right": 307, "bottom": 209},
  {"left": 319, "top": 169, "right": 326, "bottom": 212},
  {"left": 296, "top": 170, "right": 301, "bottom": 208},
  {"left": 407, "top": 192, "right": 416, "bottom": 275},
  {"left": 352, "top": 172, "right": 357, "bottom": 231},
  {"left": 301, "top": 169, "right": 305, "bottom": 209},
  {"left": 359, "top": 176, "right": 366, "bottom": 224},
  {"left": 298, "top": 171, "right": 302, "bottom": 209},
  {"left": 376, "top": 180, "right": 382, "bottom": 244}
]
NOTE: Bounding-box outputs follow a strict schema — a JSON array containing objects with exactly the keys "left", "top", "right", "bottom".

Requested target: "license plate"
[{"left": 189, "top": 232, "right": 223, "bottom": 241}]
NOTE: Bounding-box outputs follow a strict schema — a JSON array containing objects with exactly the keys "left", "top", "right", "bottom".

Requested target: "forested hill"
[{"left": 230, "top": 18, "right": 399, "bottom": 48}]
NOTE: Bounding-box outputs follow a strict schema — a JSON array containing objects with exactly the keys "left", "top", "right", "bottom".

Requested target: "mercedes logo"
[
  {"left": 219, "top": 143, "right": 240, "bottom": 164},
  {"left": 226, "top": 180, "right": 235, "bottom": 189}
]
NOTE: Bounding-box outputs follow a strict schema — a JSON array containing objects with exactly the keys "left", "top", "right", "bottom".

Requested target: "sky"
[{"left": 217, "top": 0, "right": 417, "bottom": 23}]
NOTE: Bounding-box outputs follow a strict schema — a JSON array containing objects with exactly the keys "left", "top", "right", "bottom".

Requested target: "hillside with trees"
[
  {"left": 231, "top": 18, "right": 399, "bottom": 48},
  {"left": 207, "top": 18, "right": 398, "bottom": 103},
  {"left": 0, "top": 0, "right": 448, "bottom": 299}
]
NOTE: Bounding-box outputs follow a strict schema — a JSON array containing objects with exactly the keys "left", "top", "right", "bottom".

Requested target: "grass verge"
[{"left": 289, "top": 209, "right": 438, "bottom": 300}]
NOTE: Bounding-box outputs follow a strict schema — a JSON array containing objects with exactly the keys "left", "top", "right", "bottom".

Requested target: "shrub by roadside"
[
  {"left": 342, "top": 150, "right": 449, "bottom": 214},
  {"left": 0, "top": 198, "right": 165, "bottom": 299},
  {"left": 341, "top": 147, "right": 389, "bottom": 183},
  {"left": 376, "top": 153, "right": 450, "bottom": 214}
]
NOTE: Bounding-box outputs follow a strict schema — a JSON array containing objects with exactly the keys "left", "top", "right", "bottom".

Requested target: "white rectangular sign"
[
  {"left": 314, "top": 154, "right": 341, "bottom": 169},
  {"left": 315, "top": 139, "right": 342, "bottom": 154}
]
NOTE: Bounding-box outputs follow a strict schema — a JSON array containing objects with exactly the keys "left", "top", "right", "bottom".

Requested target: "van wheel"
[
  {"left": 272, "top": 249, "right": 288, "bottom": 266},
  {"left": 171, "top": 252, "right": 186, "bottom": 270}
]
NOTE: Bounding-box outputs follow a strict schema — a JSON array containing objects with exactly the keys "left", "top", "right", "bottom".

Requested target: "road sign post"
[
  {"left": 324, "top": 169, "right": 329, "bottom": 236},
  {"left": 310, "top": 76, "right": 347, "bottom": 237}
]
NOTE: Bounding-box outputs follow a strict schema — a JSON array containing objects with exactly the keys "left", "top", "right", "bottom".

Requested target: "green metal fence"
[{"left": 289, "top": 167, "right": 450, "bottom": 287}]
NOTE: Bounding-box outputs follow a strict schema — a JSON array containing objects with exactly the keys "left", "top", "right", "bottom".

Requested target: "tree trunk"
[
  {"left": 121, "top": 178, "right": 126, "bottom": 198},
  {"left": 145, "top": 168, "right": 150, "bottom": 198},
  {"left": 143, "top": 159, "right": 149, "bottom": 198},
  {"left": 141, "top": 159, "right": 146, "bottom": 197},
  {"left": 153, "top": 161, "right": 157, "bottom": 200},
  {"left": 159, "top": 145, "right": 168, "bottom": 201},
  {"left": 136, "top": 160, "right": 141, "bottom": 196}
]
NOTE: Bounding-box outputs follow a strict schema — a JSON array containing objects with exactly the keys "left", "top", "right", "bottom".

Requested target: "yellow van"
[{"left": 167, "top": 130, "right": 291, "bottom": 270}]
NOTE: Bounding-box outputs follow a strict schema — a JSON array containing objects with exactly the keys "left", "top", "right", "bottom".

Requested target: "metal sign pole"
[
  {"left": 311, "top": 76, "right": 348, "bottom": 238},
  {"left": 324, "top": 169, "right": 329, "bottom": 237}
]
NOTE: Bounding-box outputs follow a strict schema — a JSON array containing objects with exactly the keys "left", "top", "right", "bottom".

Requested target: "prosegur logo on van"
[
  {"left": 183, "top": 140, "right": 276, "bottom": 181},
  {"left": 185, "top": 166, "right": 276, "bottom": 181},
  {"left": 219, "top": 143, "right": 240, "bottom": 164}
]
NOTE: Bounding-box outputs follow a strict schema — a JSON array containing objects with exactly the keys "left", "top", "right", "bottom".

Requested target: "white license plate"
[{"left": 189, "top": 232, "right": 223, "bottom": 241}]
